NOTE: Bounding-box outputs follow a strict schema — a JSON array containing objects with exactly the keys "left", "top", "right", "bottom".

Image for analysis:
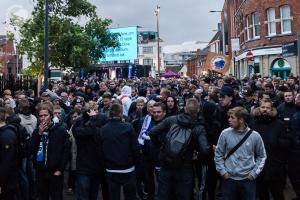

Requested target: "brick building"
[
  {"left": 222, "top": 0, "right": 300, "bottom": 79},
  {"left": 0, "top": 35, "right": 21, "bottom": 76},
  {"left": 186, "top": 48, "right": 209, "bottom": 76}
]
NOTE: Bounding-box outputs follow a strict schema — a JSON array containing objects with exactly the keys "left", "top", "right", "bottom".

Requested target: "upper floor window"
[
  {"left": 143, "top": 46, "right": 153, "bottom": 54},
  {"left": 143, "top": 58, "right": 153, "bottom": 66},
  {"left": 246, "top": 15, "right": 252, "bottom": 40},
  {"left": 267, "top": 8, "right": 276, "bottom": 36},
  {"left": 280, "top": 5, "right": 292, "bottom": 34},
  {"left": 252, "top": 12, "right": 260, "bottom": 38}
]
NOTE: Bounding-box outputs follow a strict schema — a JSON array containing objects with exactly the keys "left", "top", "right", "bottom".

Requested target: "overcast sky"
[{"left": 0, "top": 0, "right": 223, "bottom": 45}]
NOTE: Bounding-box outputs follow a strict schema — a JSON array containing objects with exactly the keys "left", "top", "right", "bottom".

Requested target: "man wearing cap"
[
  {"left": 216, "top": 86, "right": 237, "bottom": 131},
  {"left": 238, "top": 86, "right": 255, "bottom": 113}
]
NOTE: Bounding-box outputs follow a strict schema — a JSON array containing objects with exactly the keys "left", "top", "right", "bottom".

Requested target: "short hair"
[
  {"left": 265, "top": 83, "right": 274, "bottom": 90},
  {"left": 53, "top": 105, "right": 61, "bottom": 110},
  {"left": 38, "top": 103, "right": 54, "bottom": 117},
  {"left": 228, "top": 106, "right": 249, "bottom": 121},
  {"left": 153, "top": 102, "right": 166, "bottom": 112},
  {"left": 136, "top": 98, "right": 145, "bottom": 104},
  {"left": 260, "top": 99, "right": 273, "bottom": 107},
  {"left": 102, "top": 92, "right": 112, "bottom": 99},
  {"left": 109, "top": 103, "right": 123, "bottom": 118},
  {"left": 185, "top": 98, "right": 199, "bottom": 117}
]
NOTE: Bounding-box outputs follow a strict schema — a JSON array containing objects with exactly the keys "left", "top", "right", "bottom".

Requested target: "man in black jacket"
[
  {"left": 31, "top": 103, "right": 70, "bottom": 200},
  {"left": 0, "top": 107, "right": 18, "bottom": 200},
  {"left": 96, "top": 103, "right": 139, "bottom": 200},
  {"left": 289, "top": 93, "right": 300, "bottom": 200},
  {"left": 72, "top": 109, "right": 109, "bottom": 200},
  {"left": 149, "top": 98, "right": 210, "bottom": 200},
  {"left": 249, "top": 100, "right": 290, "bottom": 200},
  {"left": 277, "top": 90, "right": 298, "bottom": 120}
]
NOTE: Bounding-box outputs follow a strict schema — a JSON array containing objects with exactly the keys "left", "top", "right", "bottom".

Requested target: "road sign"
[{"left": 246, "top": 51, "right": 254, "bottom": 61}]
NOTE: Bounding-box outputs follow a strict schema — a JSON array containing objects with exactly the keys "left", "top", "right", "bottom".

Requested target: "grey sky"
[{"left": 0, "top": 0, "right": 223, "bottom": 45}]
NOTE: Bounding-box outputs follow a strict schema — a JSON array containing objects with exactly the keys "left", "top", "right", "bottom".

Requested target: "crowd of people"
[{"left": 0, "top": 72, "right": 300, "bottom": 200}]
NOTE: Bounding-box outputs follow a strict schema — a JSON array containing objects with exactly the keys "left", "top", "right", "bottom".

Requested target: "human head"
[
  {"left": 131, "top": 87, "right": 137, "bottom": 97},
  {"left": 159, "top": 88, "right": 171, "bottom": 101},
  {"left": 228, "top": 106, "right": 249, "bottom": 129},
  {"left": 53, "top": 105, "right": 62, "bottom": 119},
  {"left": 283, "top": 90, "right": 294, "bottom": 104},
  {"left": 147, "top": 100, "right": 156, "bottom": 115},
  {"left": 0, "top": 107, "right": 6, "bottom": 123},
  {"left": 38, "top": 103, "right": 54, "bottom": 126},
  {"left": 264, "top": 83, "right": 274, "bottom": 95},
  {"left": 109, "top": 103, "right": 123, "bottom": 118},
  {"left": 102, "top": 92, "right": 112, "bottom": 107},
  {"left": 18, "top": 99, "right": 31, "bottom": 115},
  {"left": 152, "top": 102, "right": 166, "bottom": 122},
  {"left": 69, "top": 109, "right": 81, "bottom": 122},
  {"left": 184, "top": 98, "right": 200, "bottom": 119},
  {"left": 166, "top": 96, "right": 176, "bottom": 110},
  {"left": 219, "top": 86, "right": 234, "bottom": 107},
  {"left": 136, "top": 98, "right": 145, "bottom": 110},
  {"left": 259, "top": 100, "right": 273, "bottom": 116},
  {"left": 60, "top": 92, "right": 68, "bottom": 102}
]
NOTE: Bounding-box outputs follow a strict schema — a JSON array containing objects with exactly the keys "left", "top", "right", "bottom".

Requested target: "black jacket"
[
  {"left": 0, "top": 125, "right": 18, "bottom": 188},
  {"left": 277, "top": 102, "right": 298, "bottom": 120},
  {"left": 249, "top": 107, "right": 290, "bottom": 181},
  {"left": 31, "top": 123, "right": 70, "bottom": 172},
  {"left": 216, "top": 102, "right": 237, "bottom": 132},
  {"left": 72, "top": 113, "right": 108, "bottom": 175},
  {"left": 96, "top": 118, "right": 139, "bottom": 170},
  {"left": 149, "top": 113, "right": 210, "bottom": 168},
  {"left": 290, "top": 111, "right": 300, "bottom": 150}
]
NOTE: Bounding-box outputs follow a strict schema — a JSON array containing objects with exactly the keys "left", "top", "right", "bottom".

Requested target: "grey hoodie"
[
  {"left": 18, "top": 114, "right": 38, "bottom": 136},
  {"left": 214, "top": 127, "right": 266, "bottom": 180}
]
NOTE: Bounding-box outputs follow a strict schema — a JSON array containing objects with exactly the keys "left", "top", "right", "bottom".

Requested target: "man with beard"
[
  {"left": 249, "top": 100, "right": 289, "bottom": 200},
  {"left": 277, "top": 90, "right": 298, "bottom": 121}
]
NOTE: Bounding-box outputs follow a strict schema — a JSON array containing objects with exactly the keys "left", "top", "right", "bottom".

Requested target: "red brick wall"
[{"left": 232, "top": 0, "right": 300, "bottom": 53}]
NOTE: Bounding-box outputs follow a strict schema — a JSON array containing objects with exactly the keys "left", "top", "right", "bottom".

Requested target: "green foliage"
[{"left": 14, "top": 0, "right": 119, "bottom": 73}]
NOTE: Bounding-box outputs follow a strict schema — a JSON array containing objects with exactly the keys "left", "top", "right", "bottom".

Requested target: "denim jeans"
[
  {"left": 77, "top": 175, "right": 100, "bottom": 200},
  {"left": 222, "top": 178, "right": 256, "bottom": 200},
  {"left": 157, "top": 167, "right": 193, "bottom": 200},
  {"left": 106, "top": 171, "right": 137, "bottom": 200}
]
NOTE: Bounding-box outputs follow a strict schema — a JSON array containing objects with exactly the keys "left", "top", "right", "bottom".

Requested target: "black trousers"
[
  {"left": 106, "top": 171, "right": 137, "bottom": 200},
  {"left": 36, "top": 170, "right": 64, "bottom": 200}
]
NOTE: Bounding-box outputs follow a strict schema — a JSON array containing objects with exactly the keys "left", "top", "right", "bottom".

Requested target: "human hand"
[
  {"left": 247, "top": 174, "right": 254, "bottom": 180},
  {"left": 38, "top": 122, "right": 48, "bottom": 135},
  {"left": 223, "top": 172, "right": 231, "bottom": 179},
  {"left": 53, "top": 171, "right": 62, "bottom": 176}
]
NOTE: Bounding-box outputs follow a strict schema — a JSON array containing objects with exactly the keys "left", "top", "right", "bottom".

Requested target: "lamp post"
[
  {"left": 44, "top": 0, "right": 49, "bottom": 88},
  {"left": 155, "top": 5, "right": 160, "bottom": 77}
]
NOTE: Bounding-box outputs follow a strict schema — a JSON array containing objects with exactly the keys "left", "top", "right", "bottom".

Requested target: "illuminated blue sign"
[{"left": 101, "top": 27, "right": 138, "bottom": 61}]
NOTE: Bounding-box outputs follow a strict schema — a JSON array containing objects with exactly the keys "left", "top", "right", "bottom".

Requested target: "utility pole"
[
  {"left": 44, "top": 0, "right": 49, "bottom": 88},
  {"left": 155, "top": 5, "right": 160, "bottom": 77}
]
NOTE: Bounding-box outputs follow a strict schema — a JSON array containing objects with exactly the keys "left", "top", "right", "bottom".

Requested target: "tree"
[{"left": 13, "top": 0, "right": 119, "bottom": 73}]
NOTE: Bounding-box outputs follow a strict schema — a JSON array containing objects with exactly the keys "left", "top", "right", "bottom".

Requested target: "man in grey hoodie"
[{"left": 214, "top": 106, "right": 266, "bottom": 200}]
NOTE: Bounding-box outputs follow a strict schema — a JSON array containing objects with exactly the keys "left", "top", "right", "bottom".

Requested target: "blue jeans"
[
  {"left": 77, "top": 175, "right": 100, "bottom": 200},
  {"left": 222, "top": 178, "right": 256, "bottom": 200},
  {"left": 157, "top": 167, "right": 193, "bottom": 200}
]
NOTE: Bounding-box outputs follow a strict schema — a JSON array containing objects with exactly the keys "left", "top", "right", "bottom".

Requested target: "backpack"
[
  {"left": 4, "top": 124, "right": 31, "bottom": 160},
  {"left": 161, "top": 123, "right": 193, "bottom": 168}
]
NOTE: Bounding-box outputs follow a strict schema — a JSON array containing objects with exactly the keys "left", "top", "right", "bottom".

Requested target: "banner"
[{"left": 204, "top": 52, "right": 231, "bottom": 74}]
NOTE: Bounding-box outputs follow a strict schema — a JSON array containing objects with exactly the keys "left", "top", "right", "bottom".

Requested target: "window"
[
  {"left": 280, "top": 5, "right": 292, "bottom": 34},
  {"left": 143, "top": 58, "right": 153, "bottom": 66},
  {"left": 267, "top": 8, "right": 276, "bottom": 36},
  {"left": 252, "top": 12, "right": 260, "bottom": 38},
  {"left": 246, "top": 15, "right": 252, "bottom": 40},
  {"left": 143, "top": 46, "right": 153, "bottom": 54}
]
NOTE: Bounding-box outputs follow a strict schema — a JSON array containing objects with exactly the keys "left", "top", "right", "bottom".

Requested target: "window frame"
[
  {"left": 246, "top": 15, "right": 252, "bottom": 40},
  {"left": 267, "top": 8, "right": 276, "bottom": 36},
  {"left": 280, "top": 5, "right": 292, "bottom": 34},
  {"left": 252, "top": 12, "right": 260, "bottom": 39}
]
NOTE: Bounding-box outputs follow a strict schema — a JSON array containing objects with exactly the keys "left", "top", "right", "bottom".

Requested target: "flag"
[{"left": 204, "top": 52, "right": 231, "bottom": 74}]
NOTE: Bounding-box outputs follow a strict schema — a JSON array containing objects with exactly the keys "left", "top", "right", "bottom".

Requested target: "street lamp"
[
  {"left": 154, "top": 5, "right": 160, "bottom": 77},
  {"left": 44, "top": 0, "right": 49, "bottom": 88}
]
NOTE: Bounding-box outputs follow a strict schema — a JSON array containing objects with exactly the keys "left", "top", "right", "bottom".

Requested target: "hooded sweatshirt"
[{"left": 118, "top": 86, "right": 132, "bottom": 117}]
